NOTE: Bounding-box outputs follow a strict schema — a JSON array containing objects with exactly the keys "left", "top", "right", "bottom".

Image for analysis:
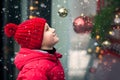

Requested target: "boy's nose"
[{"left": 51, "top": 28, "right": 55, "bottom": 32}]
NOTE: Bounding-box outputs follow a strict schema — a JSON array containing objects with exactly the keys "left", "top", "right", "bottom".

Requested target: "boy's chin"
[
  {"left": 56, "top": 38, "right": 59, "bottom": 43},
  {"left": 54, "top": 39, "right": 59, "bottom": 45}
]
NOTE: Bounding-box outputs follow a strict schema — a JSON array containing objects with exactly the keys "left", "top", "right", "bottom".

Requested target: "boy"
[{"left": 4, "top": 17, "right": 65, "bottom": 80}]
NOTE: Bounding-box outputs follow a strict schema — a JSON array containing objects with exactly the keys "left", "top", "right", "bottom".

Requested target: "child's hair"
[{"left": 4, "top": 17, "right": 46, "bottom": 49}]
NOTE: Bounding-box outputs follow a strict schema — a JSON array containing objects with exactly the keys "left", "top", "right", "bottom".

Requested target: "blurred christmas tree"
[{"left": 90, "top": 0, "right": 120, "bottom": 57}]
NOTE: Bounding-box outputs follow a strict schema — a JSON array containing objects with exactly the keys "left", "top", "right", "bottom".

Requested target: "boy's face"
[{"left": 41, "top": 23, "right": 59, "bottom": 50}]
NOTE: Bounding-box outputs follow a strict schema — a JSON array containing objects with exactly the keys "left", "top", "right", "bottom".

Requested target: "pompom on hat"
[{"left": 4, "top": 17, "right": 46, "bottom": 49}]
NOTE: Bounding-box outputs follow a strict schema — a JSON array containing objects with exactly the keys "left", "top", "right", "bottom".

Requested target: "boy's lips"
[
  {"left": 54, "top": 33, "right": 56, "bottom": 36},
  {"left": 53, "top": 33, "right": 57, "bottom": 36}
]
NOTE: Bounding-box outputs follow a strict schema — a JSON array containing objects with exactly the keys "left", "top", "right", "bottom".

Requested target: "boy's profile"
[{"left": 4, "top": 17, "right": 65, "bottom": 80}]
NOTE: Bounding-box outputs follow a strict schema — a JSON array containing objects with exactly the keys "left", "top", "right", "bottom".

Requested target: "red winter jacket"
[{"left": 14, "top": 48, "right": 65, "bottom": 80}]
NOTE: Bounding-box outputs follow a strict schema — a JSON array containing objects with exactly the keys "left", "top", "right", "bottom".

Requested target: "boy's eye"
[{"left": 46, "top": 27, "right": 49, "bottom": 31}]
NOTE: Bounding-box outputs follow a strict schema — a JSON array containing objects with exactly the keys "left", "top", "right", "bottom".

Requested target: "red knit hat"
[{"left": 4, "top": 17, "right": 46, "bottom": 49}]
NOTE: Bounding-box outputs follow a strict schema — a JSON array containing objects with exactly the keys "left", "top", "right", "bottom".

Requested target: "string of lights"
[{"left": 28, "top": 0, "right": 39, "bottom": 19}]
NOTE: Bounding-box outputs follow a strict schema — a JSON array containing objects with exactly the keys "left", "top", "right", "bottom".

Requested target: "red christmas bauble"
[{"left": 73, "top": 16, "right": 93, "bottom": 33}]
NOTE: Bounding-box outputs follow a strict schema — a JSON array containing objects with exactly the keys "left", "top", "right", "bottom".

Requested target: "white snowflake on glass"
[
  {"left": 14, "top": 6, "right": 19, "bottom": 9},
  {"left": 40, "top": 3, "right": 47, "bottom": 8}
]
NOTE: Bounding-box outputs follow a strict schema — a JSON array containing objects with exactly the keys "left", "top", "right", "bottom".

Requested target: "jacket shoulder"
[{"left": 24, "top": 59, "right": 57, "bottom": 71}]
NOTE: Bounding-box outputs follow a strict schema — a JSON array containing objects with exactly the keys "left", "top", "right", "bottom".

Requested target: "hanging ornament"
[
  {"left": 114, "top": 15, "right": 120, "bottom": 24},
  {"left": 73, "top": 16, "right": 93, "bottom": 33},
  {"left": 87, "top": 48, "right": 92, "bottom": 53},
  {"left": 102, "top": 40, "right": 111, "bottom": 46},
  {"left": 58, "top": 7, "right": 68, "bottom": 17},
  {"left": 113, "top": 8, "right": 120, "bottom": 24}
]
